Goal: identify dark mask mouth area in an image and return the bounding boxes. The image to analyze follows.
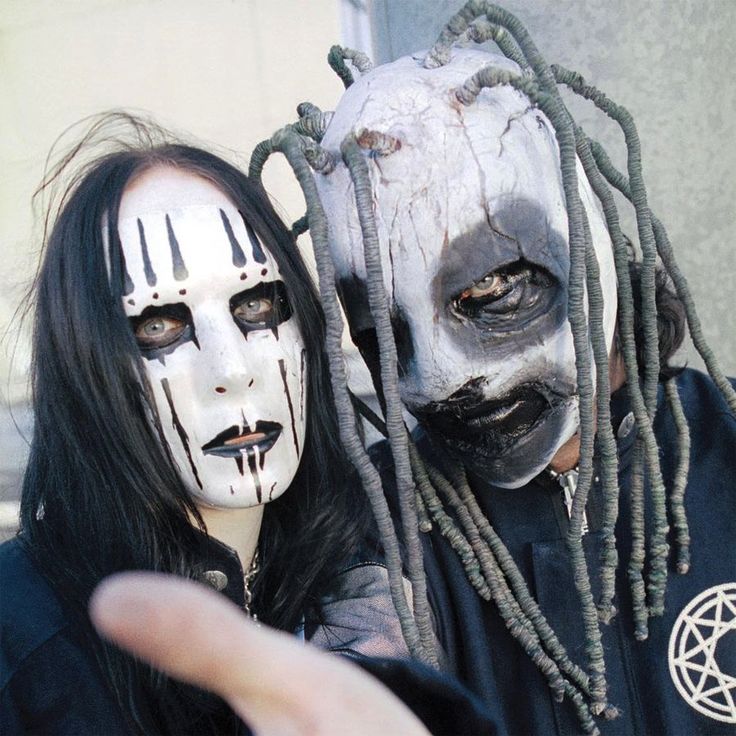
[415,382,558,456]
[201,420,282,458]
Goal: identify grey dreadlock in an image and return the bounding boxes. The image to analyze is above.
[248,3,736,732]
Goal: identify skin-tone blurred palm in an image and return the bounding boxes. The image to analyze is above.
[90,573,429,736]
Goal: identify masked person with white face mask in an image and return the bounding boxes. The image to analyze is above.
[0,116,402,735]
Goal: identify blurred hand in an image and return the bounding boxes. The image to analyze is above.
[90,572,429,736]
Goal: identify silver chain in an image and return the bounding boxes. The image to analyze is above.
[243,547,260,620]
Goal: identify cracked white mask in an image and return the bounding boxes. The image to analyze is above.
[117,167,306,508]
[316,49,617,488]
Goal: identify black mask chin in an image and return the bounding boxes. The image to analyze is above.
[414,380,574,488]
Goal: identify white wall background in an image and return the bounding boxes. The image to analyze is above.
[1,0,347,403]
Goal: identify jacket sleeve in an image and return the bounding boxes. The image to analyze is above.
[1,627,130,735]
[306,560,445,663]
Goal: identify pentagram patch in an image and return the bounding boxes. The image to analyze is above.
[668,582,736,724]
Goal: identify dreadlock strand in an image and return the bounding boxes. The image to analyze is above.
[502,68,607,708]
[431,460,578,702]
[552,66,670,614]
[301,137,335,175]
[551,66,661,414]
[248,138,275,181]
[411,450,492,598]
[350,396,435,534]
[572,127,668,622]
[589,140,736,416]
[423,0,484,68]
[664,378,692,574]
[584,227,621,625]
[292,111,334,143]
[347,311,574,700]
[327,45,355,88]
[291,214,309,238]
[628,441,649,639]
[459,18,530,72]
[454,61,608,713]
[266,126,427,662]
[342,136,438,666]
[296,101,322,119]
[448,466,593,699]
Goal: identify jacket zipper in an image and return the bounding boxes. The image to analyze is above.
[550,467,589,535]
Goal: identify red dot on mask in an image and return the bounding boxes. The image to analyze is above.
[215,386,226,394]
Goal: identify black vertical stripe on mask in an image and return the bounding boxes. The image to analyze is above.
[278,358,300,456]
[246,447,262,503]
[269,482,277,501]
[241,213,267,264]
[160,378,202,489]
[220,209,247,267]
[137,218,157,286]
[119,245,135,296]
[165,214,189,281]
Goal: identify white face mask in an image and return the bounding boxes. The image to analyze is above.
[117,168,306,509]
[317,49,617,488]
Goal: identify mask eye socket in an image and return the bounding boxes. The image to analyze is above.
[452,260,554,322]
[230,280,292,333]
[135,316,186,349]
[233,297,275,325]
[459,273,509,302]
[129,303,193,353]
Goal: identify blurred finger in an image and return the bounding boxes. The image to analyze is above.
[90,572,429,736]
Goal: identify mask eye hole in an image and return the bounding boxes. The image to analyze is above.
[458,273,510,302]
[129,303,193,353]
[452,260,554,321]
[229,280,292,333]
[135,316,186,348]
[233,297,275,325]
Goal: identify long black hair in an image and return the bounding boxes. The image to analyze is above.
[18,113,366,733]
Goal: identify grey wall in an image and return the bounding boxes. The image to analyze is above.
[370,0,736,375]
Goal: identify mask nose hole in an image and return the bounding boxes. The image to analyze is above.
[214,386,227,394]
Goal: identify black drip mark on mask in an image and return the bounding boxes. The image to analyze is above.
[269,482,277,501]
[137,218,157,286]
[278,358,300,457]
[165,214,189,281]
[240,212,267,264]
[234,410,252,476]
[270,326,279,341]
[119,246,135,297]
[160,378,202,489]
[246,447,262,503]
[229,485,235,495]
[220,209,247,267]
[299,349,306,421]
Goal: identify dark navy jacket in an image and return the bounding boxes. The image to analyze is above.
[0,535,248,734]
[0,524,491,734]
[404,369,736,735]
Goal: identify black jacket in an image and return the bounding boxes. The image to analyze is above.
[402,369,736,735]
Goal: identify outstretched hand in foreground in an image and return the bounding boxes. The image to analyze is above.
[90,572,429,736]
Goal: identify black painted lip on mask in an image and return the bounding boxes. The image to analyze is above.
[416,383,552,449]
[201,421,282,458]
